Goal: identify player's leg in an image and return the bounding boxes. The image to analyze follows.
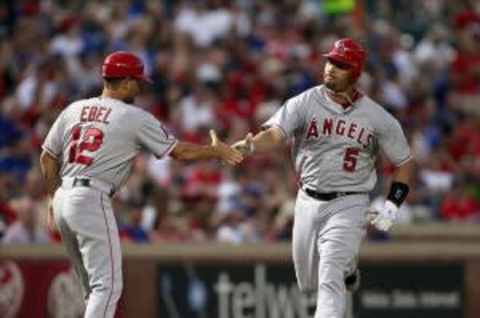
[63,189,123,318]
[314,195,368,318]
[292,189,327,292]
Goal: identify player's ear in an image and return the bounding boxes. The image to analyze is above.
[128,77,141,91]
[121,77,134,92]
[347,71,357,85]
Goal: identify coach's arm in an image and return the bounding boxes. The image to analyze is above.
[40,151,61,197]
[170,130,243,165]
[40,150,61,231]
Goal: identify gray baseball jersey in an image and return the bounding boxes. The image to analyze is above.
[264,84,411,193]
[42,96,177,190]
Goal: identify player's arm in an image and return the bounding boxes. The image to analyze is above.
[40,150,61,197]
[170,130,243,165]
[370,158,414,231]
[386,158,414,207]
[232,126,285,155]
[391,158,414,188]
[370,114,414,231]
[234,96,301,155]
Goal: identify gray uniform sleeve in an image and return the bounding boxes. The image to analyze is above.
[262,97,303,139]
[377,115,412,166]
[136,112,177,158]
[42,111,65,158]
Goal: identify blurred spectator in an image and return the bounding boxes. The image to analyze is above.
[215,209,258,244]
[268,199,295,241]
[450,10,480,116]
[413,23,454,76]
[173,85,219,137]
[120,206,150,243]
[441,183,480,222]
[0,173,17,239]
[2,195,49,245]
[174,1,236,47]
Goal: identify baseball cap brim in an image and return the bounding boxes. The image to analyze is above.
[322,54,354,69]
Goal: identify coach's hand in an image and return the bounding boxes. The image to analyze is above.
[232,133,254,155]
[368,200,398,231]
[47,198,58,233]
[210,130,243,166]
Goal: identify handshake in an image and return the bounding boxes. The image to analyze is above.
[209,130,255,166]
[231,132,255,155]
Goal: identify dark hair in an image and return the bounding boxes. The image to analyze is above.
[103,77,126,88]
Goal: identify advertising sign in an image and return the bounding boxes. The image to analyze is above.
[158,262,464,318]
[0,260,124,318]
[354,263,464,318]
[158,263,316,318]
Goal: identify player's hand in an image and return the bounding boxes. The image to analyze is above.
[232,133,255,156]
[210,130,244,166]
[368,200,398,232]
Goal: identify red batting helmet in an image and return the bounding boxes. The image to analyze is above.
[323,38,366,80]
[102,51,152,83]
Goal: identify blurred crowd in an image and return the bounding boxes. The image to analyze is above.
[1,0,480,245]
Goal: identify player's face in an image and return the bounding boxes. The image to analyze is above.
[323,59,355,92]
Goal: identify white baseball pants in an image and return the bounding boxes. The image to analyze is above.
[293,189,369,318]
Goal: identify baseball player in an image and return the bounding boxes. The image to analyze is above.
[39,51,243,318]
[233,38,413,318]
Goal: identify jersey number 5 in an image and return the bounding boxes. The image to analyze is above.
[68,126,104,166]
[343,147,360,172]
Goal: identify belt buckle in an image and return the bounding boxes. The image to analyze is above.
[336,192,347,198]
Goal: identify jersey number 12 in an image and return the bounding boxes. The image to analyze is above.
[68,125,104,166]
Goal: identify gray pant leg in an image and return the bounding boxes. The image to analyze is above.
[314,198,367,318]
[53,188,90,301]
[79,193,122,318]
[56,217,91,300]
[58,188,123,318]
[292,190,327,292]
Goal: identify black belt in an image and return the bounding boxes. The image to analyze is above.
[72,178,91,188]
[62,177,115,197]
[304,188,361,201]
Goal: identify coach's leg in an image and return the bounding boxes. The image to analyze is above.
[53,188,90,302]
[292,189,327,292]
[314,198,367,318]
[80,193,123,318]
[65,190,123,318]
